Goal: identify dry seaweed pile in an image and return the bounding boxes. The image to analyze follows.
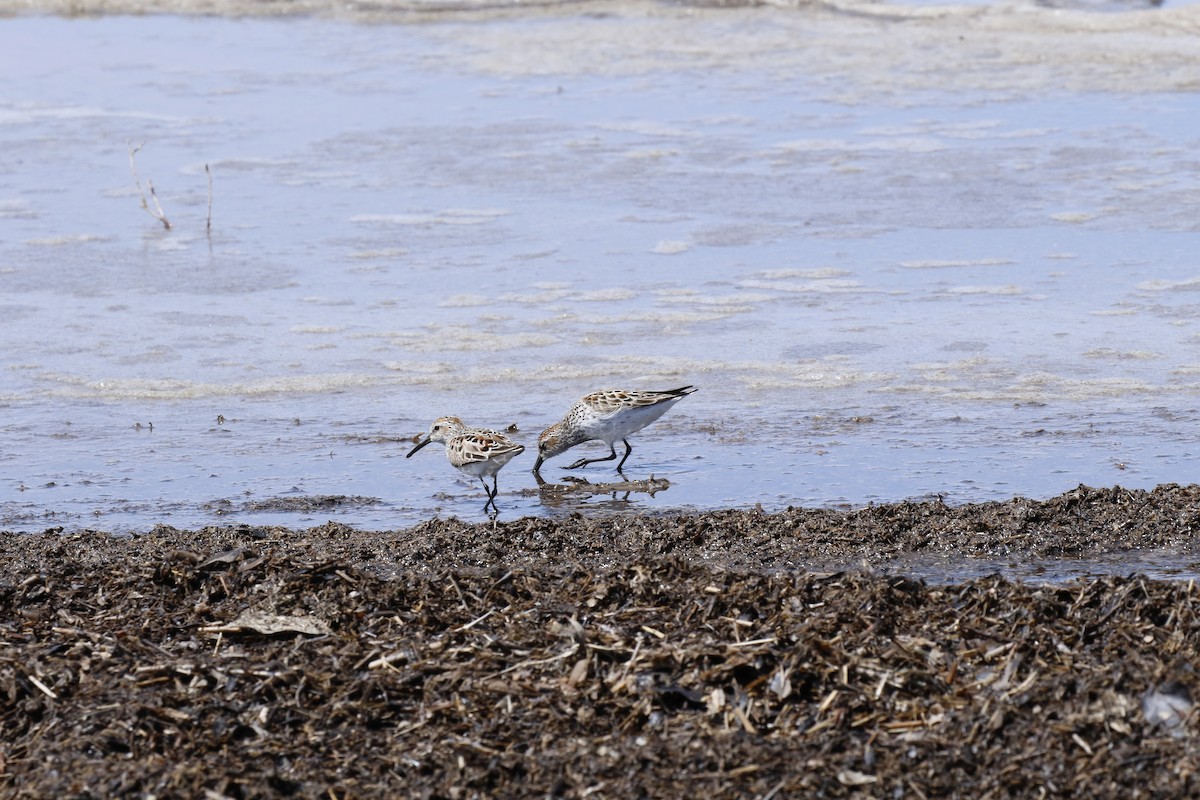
[14,484,1200,580]
[3,513,1200,798]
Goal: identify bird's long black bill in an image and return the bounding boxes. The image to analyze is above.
[406,437,433,458]
[532,455,544,473]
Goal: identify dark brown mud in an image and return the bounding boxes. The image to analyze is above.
[3,484,1200,798]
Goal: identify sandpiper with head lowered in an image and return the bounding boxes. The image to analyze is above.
[407,416,525,513]
[533,386,696,476]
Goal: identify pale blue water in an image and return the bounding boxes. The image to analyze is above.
[1,10,1199,539]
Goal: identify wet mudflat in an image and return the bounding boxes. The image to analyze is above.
[4,12,1200,534]
[3,483,1200,797]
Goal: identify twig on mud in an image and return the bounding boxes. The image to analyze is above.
[27,673,57,700]
[127,143,172,230]
[454,609,496,633]
[491,643,579,678]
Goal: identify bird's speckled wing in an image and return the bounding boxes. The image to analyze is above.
[447,432,525,467]
[581,387,693,417]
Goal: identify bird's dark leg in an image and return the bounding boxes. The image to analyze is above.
[566,442,619,470]
[615,439,633,473]
[480,477,498,513]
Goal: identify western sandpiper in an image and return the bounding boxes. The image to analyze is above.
[533,386,696,475]
[407,416,525,512]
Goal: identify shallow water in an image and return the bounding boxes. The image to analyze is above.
[1,9,1199,535]
[887,548,1200,584]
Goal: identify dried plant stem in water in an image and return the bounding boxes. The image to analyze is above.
[205,163,213,234]
[127,142,172,230]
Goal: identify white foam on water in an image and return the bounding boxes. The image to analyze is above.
[901,259,1016,269]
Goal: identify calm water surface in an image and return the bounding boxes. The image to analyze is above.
[1,10,1198,546]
